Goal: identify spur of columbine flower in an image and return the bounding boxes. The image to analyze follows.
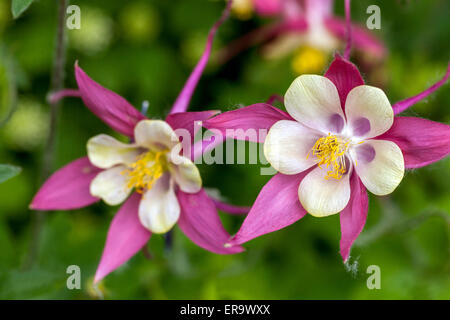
[219,0,385,74]
[204,54,450,260]
[30,1,247,283]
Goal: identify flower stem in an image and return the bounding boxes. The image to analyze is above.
[343,0,352,60]
[164,231,174,252]
[23,0,68,270]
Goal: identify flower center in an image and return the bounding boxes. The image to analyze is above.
[122,150,168,193]
[291,46,327,75]
[308,134,350,180]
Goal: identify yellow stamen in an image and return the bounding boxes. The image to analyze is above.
[291,46,327,75]
[308,134,350,180]
[122,150,168,193]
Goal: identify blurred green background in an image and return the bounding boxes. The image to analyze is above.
[0,0,449,299]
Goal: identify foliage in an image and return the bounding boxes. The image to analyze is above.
[0,164,21,183]
[11,0,34,19]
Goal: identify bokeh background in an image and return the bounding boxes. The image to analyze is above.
[0,0,449,299]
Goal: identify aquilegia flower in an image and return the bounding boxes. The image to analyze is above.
[87,119,204,234]
[219,0,386,74]
[204,54,450,260]
[265,72,404,217]
[30,1,246,283]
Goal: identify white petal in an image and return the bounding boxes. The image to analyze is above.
[90,165,132,205]
[167,151,202,193]
[87,134,141,169]
[138,174,180,234]
[284,75,345,134]
[264,120,321,175]
[353,139,404,196]
[298,165,351,217]
[345,85,393,139]
[134,120,179,151]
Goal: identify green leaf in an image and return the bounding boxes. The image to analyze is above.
[0,164,21,183]
[0,56,17,128]
[11,0,34,19]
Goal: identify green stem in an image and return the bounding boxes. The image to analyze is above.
[23,0,68,269]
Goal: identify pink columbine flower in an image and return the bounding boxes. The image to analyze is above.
[219,0,385,74]
[204,54,450,261]
[30,1,246,283]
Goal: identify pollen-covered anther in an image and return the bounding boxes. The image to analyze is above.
[122,150,168,193]
[307,133,350,180]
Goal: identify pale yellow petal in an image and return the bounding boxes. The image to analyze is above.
[298,165,351,217]
[138,174,180,234]
[167,151,202,193]
[264,120,320,175]
[90,165,132,205]
[345,85,393,139]
[354,139,404,196]
[134,120,179,151]
[284,75,344,134]
[87,134,140,169]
